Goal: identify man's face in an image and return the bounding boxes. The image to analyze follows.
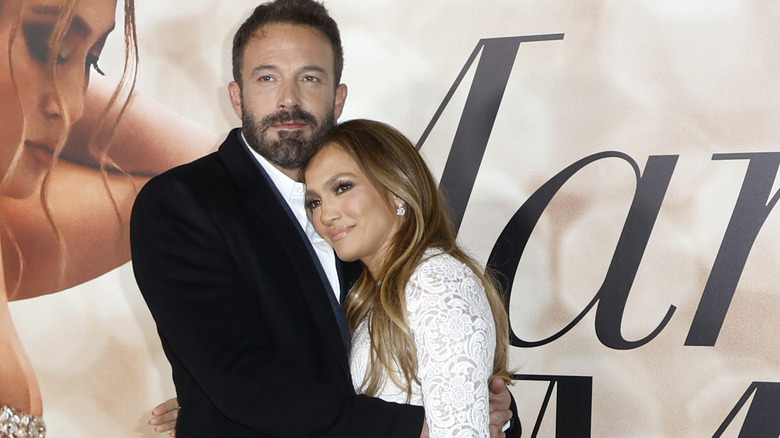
[228,24,347,174]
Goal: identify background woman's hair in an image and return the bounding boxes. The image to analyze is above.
[311,119,512,400]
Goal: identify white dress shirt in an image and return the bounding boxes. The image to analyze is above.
[242,133,341,302]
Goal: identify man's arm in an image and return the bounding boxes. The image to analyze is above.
[150,380,516,437]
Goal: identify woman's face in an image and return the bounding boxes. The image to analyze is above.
[305,143,403,278]
[0,0,116,197]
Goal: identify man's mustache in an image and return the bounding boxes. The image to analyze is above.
[261,107,318,128]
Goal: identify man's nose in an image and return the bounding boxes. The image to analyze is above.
[277,81,301,109]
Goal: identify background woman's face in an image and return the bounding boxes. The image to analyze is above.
[0,0,116,198]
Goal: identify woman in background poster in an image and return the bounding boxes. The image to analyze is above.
[0,0,216,433]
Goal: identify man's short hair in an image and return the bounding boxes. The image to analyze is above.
[232,0,344,88]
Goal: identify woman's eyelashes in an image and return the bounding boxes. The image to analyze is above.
[305,197,321,211]
[305,179,355,211]
[86,53,104,75]
[333,179,353,194]
[23,22,105,75]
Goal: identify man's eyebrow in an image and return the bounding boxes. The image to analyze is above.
[250,64,329,76]
[300,65,328,75]
[252,64,278,73]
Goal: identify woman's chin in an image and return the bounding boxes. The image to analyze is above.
[1,147,52,198]
[335,252,359,263]
[0,169,43,199]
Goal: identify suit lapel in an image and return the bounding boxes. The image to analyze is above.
[218,129,350,373]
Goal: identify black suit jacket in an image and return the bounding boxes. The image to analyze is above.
[131,129,424,437]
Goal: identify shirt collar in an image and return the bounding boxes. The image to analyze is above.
[240,131,304,203]
[240,131,326,245]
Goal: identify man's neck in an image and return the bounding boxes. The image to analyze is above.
[273,163,302,181]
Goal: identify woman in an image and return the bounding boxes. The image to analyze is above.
[0,0,217,432]
[303,119,511,437]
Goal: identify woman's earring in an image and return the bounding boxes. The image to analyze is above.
[396,203,406,216]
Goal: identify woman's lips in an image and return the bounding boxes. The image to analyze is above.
[25,141,55,166]
[329,225,353,242]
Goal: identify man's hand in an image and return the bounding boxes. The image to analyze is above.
[488,378,514,438]
[149,397,180,437]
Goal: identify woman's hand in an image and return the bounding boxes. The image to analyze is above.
[149,397,180,436]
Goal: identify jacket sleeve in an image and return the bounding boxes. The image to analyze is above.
[130,173,424,437]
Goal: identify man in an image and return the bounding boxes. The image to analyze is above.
[131,1,518,436]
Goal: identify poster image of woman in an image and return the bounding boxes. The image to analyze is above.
[0,0,217,433]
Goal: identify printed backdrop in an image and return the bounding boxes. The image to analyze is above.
[9,0,780,436]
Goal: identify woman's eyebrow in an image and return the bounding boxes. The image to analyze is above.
[31,6,94,37]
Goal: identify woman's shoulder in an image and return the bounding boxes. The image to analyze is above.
[415,247,473,274]
[404,248,493,334]
[407,248,482,295]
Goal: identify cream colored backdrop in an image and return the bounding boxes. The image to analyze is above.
[10,0,780,436]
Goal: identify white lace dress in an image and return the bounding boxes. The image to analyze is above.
[350,248,496,437]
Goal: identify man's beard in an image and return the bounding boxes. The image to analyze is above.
[242,105,335,171]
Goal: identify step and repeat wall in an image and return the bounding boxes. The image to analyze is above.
[7,0,780,436]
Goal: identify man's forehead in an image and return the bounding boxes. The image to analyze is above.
[250,24,332,51]
[243,24,333,68]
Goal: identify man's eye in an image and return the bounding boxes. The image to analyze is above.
[302,76,319,82]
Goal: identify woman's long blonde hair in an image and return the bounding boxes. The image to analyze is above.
[2,0,139,294]
[312,119,511,400]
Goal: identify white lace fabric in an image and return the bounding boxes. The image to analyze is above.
[350,248,496,437]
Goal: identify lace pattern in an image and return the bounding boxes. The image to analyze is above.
[350,248,495,437]
[0,406,45,438]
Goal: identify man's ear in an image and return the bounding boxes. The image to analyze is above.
[333,83,348,120]
[228,81,243,119]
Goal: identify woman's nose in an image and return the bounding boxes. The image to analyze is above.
[319,201,340,224]
[42,72,86,125]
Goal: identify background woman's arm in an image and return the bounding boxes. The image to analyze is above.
[5,76,220,301]
[63,74,219,175]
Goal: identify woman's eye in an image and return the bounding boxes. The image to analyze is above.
[23,23,53,64]
[23,22,93,72]
[305,199,321,210]
[335,182,352,194]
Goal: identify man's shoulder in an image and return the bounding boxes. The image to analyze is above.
[146,129,243,188]
[141,150,223,197]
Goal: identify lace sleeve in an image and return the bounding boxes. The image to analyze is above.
[405,252,496,438]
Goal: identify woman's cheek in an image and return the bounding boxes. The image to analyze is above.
[0,50,24,172]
